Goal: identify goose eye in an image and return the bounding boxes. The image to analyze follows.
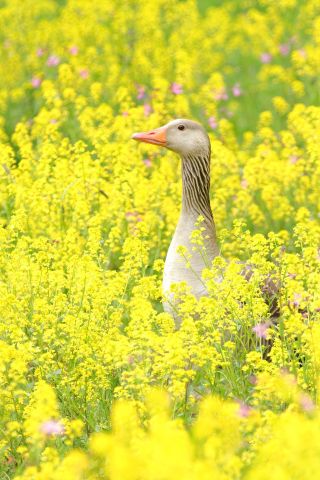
[178,124,185,131]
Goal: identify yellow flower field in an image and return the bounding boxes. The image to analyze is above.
[1,0,320,478]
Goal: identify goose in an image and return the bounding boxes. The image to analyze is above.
[132,119,219,313]
[132,119,279,322]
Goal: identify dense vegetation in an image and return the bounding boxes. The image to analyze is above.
[0,0,320,478]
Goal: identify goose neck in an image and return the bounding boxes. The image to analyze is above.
[180,152,213,225]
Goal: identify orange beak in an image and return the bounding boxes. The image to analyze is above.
[131,126,167,146]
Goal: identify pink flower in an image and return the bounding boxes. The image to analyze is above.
[260,52,272,64]
[144,103,152,116]
[143,158,152,167]
[125,211,142,222]
[31,77,41,88]
[47,55,60,67]
[50,119,57,124]
[300,394,315,413]
[208,116,218,129]
[289,155,298,164]
[136,85,146,100]
[125,211,137,219]
[252,321,271,339]
[122,111,129,117]
[214,88,228,101]
[41,420,65,436]
[293,293,302,308]
[238,402,252,418]
[171,82,183,95]
[79,69,89,79]
[279,44,290,56]
[69,45,78,55]
[241,178,248,189]
[36,48,44,57]
[232,83,242,97]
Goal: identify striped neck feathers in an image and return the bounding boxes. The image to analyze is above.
[181,149,213,225]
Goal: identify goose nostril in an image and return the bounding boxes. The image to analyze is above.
[132,127,166,144]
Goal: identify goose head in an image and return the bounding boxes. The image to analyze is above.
[132,119,210,158]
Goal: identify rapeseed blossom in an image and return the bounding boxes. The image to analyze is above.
[0,0,320,478]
